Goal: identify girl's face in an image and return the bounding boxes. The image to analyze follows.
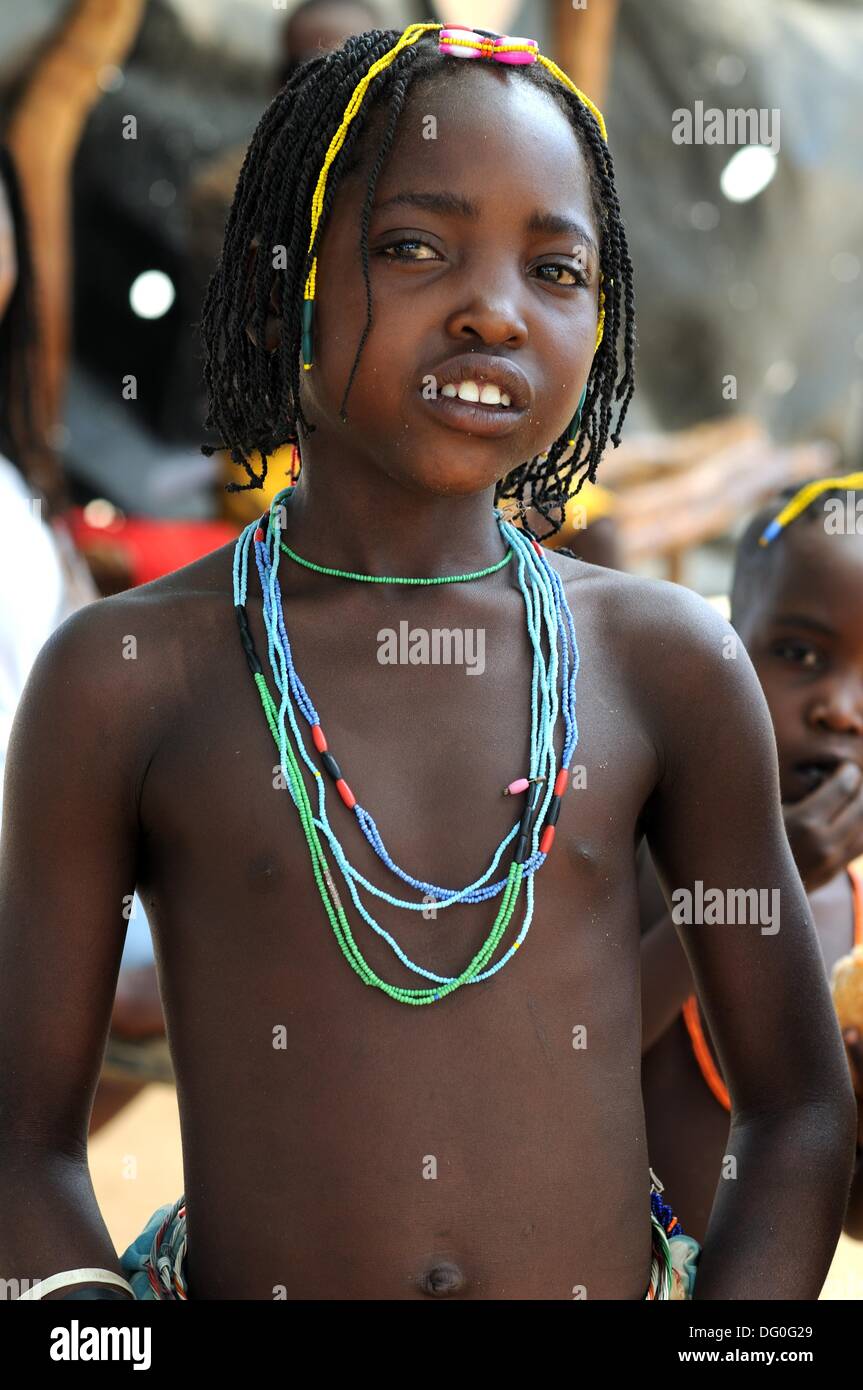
[736,523,863,804]
[298,67,602,497]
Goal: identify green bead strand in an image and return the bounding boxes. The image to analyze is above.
[252,671,524,1002]
[278,541,514,586]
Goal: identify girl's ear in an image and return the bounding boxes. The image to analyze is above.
[243,236,282,353]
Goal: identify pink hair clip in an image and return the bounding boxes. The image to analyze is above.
[438,25,538,65]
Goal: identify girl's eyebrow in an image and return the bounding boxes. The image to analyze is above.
[373,189,597,252]
[772,614,836,637]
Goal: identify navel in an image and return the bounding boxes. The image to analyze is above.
[418,1260,467,1297]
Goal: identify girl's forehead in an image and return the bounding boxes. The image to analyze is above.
[396,69,584,157]
[766,524,863,621]
[350,72,595,221]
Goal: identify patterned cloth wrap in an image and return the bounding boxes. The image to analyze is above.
[121,1173,700,1301]
[120,1195,188,1300]
[645,1172,701,1300]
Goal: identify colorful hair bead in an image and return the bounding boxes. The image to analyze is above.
[437,27,538,64]
[758,471,863,546]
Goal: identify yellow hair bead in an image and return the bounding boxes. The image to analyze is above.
[303,22,438,305]
[534,54,608,142]
[759,471,863,546]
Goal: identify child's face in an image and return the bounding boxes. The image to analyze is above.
[299,68,601,496]
[735,522,863,804]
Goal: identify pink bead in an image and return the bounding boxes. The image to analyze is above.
[439,26,486,58]
[495,35,539,65]
[506,778,530,796]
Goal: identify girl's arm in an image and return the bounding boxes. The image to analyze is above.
[842,1033,863,1239]
[631,580,857,1300]
[844,1150,863,1240]
[0,597,157,1299]
[640,912,695,1052]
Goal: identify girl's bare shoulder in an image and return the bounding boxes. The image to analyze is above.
[36,542,237,705]
[547,550,735,662]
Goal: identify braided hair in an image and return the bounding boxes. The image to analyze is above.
[200,27,636,540]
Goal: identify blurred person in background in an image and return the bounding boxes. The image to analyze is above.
[277,0,385,88]
[0,143,166,1132]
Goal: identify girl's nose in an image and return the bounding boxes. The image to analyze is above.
[809,685,863,735]
[444,287,528,349]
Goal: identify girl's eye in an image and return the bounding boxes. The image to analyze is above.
[533,262,589,287]
[379,239,441,261]
[773,640,822,671]
[377,244,589,284]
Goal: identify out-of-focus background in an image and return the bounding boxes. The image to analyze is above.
[1,0,862,1296]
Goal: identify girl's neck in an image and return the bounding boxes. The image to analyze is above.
[276,454,509,579]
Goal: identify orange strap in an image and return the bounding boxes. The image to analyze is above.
[683,862,863,1113]
[682,995,731,1112]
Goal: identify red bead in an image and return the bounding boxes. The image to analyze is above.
[336,779,356,810]
[554,768,569,797]
[254,527,264,542]
[311,724,328,753]
[539,825,556,855]
[532,539,543,557]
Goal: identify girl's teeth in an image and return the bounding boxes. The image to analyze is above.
[438,380,511,407]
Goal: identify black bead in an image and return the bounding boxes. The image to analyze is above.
[513,833,529,865]
[321,751,343,781]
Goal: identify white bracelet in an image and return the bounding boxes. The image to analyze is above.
[17,1268,135,1301]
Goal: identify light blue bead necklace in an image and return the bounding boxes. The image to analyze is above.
[231,487,580,996]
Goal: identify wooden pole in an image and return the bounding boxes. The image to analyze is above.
[552,0,620,105]
[6,0,146,507]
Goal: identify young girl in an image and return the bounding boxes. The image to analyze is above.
[641,478,863,1246]
[0,22,854,1302]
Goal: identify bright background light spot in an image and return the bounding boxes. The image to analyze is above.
[129,270,175,319]
[719,146,777,203]
[764,360,798,395]
[83,498,121,528]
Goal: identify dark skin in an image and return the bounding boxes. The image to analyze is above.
[641,519,863,1243]
[0,71,855,1300]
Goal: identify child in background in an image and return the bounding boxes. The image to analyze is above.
[0,143,165,1130]
[0,24,855,1302]
[641,476,863,1244]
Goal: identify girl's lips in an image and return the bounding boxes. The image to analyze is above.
[417,389,527,439]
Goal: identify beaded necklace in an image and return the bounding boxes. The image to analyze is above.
[232,487,580,1003]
